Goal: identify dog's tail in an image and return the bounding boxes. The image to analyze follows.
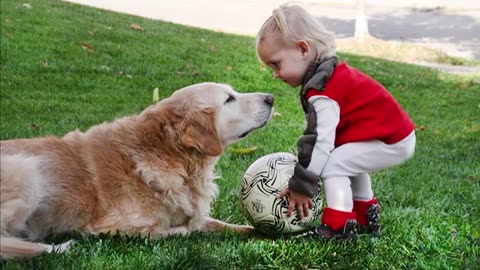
[0,237,74,259]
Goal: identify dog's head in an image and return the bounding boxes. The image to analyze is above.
[137,83,274,157]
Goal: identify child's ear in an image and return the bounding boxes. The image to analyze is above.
[296,41,310,58]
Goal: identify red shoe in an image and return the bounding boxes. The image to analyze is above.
[312,207,358,240]
[354,198,381,234]
[313,219,358,240]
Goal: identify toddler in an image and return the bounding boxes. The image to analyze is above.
[256,4,416,240]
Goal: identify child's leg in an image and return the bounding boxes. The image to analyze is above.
[322,177,356,230]
[324,177,353,212]
[350,173,374,201]
[350,173,379,230]
[316,177,357,239]
[319,132,415,235]
[320,131,416,179]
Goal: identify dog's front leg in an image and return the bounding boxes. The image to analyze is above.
[200,217,254,234]
[136,163,185,194]
[145,225,191,238]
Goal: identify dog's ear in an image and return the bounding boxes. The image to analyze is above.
[180,107,223,156]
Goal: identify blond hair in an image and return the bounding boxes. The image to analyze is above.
[256,4,336,61]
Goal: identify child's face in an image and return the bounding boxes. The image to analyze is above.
[257,31,314,88]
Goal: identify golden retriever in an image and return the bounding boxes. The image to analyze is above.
[0,82,274,259]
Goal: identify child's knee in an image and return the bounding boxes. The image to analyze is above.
[398,132,416,161]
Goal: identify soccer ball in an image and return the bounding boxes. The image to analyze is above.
[240,152,322,236]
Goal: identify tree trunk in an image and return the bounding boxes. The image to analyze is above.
[354,0,369,43]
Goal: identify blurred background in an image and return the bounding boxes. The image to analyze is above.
[64,0,480,73]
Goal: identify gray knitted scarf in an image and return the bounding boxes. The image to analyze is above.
[299,56,338,112]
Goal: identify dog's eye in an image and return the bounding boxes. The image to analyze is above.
[225,94,236,103]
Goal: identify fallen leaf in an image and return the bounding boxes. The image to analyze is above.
[191,70,200,77]
[88,30,96,36]
[80,42,95,52]
[231,146,258,154]
[398,85,407,91]
[116,71,132,78]
[130,23,144,32]
[466,123,479,133]
[467,175,477,181]
[42,59,48,68]
[22,3,31,9]
[273,111,282,117]
[417,125,426,131]
[152,87,159,103]
[225,65,232,72]
[210,44,216,52]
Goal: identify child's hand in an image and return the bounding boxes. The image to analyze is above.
[278,187,313,220]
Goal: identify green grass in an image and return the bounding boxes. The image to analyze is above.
[1,1,479,269]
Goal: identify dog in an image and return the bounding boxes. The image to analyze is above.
[0,82,274,259]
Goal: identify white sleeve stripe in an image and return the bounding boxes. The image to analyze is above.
[305,96,340,176]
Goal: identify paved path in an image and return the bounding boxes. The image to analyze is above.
[308,3,480,61]
[64,0,480,73]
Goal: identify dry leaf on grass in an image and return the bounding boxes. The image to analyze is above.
[30,123,40,130]
[80,42,95,52]
[210,44,216,52]
[191,70,200,77]
[130,23,144,32]
[231,146,259,154]
[152,87,159,103]
[116,71,133,78]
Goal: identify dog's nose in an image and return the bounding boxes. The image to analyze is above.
[264,94,274,106]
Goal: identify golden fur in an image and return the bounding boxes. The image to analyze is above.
[0,82,274,258]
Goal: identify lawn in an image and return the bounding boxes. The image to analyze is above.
[1,1,479,269]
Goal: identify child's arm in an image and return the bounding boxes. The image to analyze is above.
[304,96,339,175]
[288,96,339,197]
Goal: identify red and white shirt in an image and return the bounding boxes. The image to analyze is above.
[301,62,415,179]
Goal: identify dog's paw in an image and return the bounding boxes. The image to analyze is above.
[46,240,75,254]
[230,224,255,234]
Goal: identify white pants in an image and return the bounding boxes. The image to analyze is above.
[320,131,416,211]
